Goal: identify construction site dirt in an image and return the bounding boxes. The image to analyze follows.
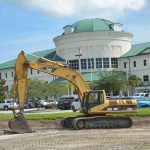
[0,116,149,150]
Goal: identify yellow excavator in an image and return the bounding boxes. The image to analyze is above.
[9,51,137,133]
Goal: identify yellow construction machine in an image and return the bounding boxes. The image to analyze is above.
[9,51,137,133]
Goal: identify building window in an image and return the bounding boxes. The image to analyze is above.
[144,59,147,66]
[11,72,14,78]
[5,73,7,78]
[6,86,9,91]
[103,58,109,68]
[81,59,87,69]
[96,58,102,68]
[123,62,127,68]
[87,58,94,69]
[133,61,136,67]
[111,58,118,68]
[143,75,149,82]
[37,70,40,74]
[30,69,33,75]
[68,60,79,70]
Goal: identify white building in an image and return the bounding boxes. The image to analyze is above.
[0,49,65,90]
[119,42,150,93]
[54,18,132,73]
[0,18,149,93]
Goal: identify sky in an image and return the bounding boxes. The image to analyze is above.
[0,0,150,63]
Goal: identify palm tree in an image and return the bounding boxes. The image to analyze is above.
[128,75,141,95]
[0,79,6,100]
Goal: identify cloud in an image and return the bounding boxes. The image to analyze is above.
[5,0,146,19]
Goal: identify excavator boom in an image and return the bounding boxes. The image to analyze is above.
[9,51,90,133]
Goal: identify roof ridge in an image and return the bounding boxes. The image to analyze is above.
[132,42,150,46]
[32,48,55,54]
[121,42,150,58]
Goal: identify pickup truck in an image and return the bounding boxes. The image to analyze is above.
[0,99,17,111]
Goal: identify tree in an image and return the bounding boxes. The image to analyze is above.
[128,75,141,95]
[46,81,68,99]
[27,78,47,100]
[91,71,127,96]
[26,79,68,101]
[0,79,6,100]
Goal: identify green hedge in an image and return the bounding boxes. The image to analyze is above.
[44,104,57,109]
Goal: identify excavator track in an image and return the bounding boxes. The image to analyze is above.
[61,116,132,129]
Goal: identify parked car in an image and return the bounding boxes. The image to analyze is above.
[39,100,48,107]
[33,100,42,108]
[71,98,80,112]
[137,100,150,108]
[131,93,148,99]
[0,99,18,111]
[24,101,35,109]
[47,100,56,105]
[57,96,76,110]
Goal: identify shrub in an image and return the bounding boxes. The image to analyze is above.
[44,104,57,109]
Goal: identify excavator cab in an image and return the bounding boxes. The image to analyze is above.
[82,90,104,113]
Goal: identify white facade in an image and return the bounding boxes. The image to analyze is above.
[0,68,54,91]
[54,31,132,72]
[1,18,149,93]
[119,50,150,92]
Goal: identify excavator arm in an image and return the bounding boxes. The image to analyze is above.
[8,51,91,133]
[24,60,90,101]
[15,51,90,109]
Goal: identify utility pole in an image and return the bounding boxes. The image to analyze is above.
[90,59,93,82]
[75,48,83,74]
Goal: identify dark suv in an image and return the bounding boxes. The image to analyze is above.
[57,97,75,110]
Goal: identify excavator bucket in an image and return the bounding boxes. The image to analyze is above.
[8,114,33,134]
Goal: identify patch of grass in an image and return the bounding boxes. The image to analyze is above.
[0,108,150,120]
[137,108,150,116]
[0,113,14,120]
[0,112,83,120]
[25,112,82,120]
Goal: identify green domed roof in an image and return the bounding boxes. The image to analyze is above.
[72,18,114,33]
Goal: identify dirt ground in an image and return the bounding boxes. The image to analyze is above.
[0,116,149,150]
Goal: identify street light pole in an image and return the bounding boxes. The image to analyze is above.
[124,62,128,80]
[75,48,83,74]
[124,61,129,96]
[90,59,93,82]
